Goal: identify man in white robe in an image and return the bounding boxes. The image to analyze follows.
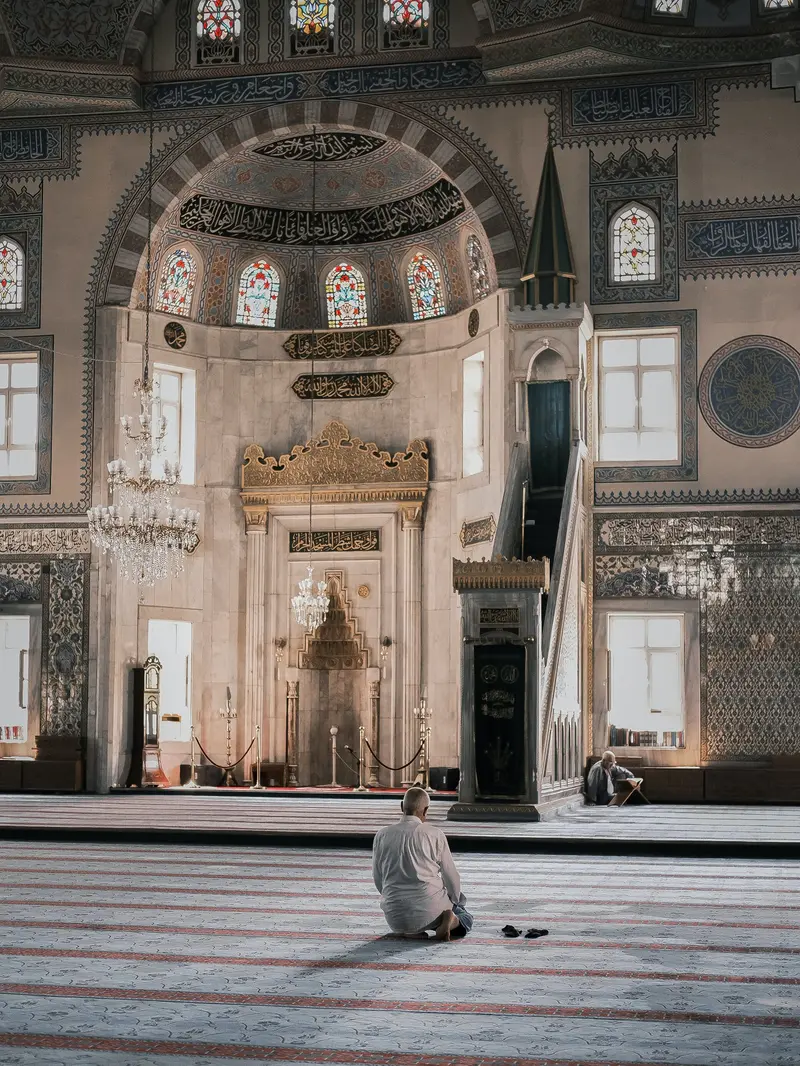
[372,786,471,940]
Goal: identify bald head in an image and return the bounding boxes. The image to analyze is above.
[402,786,430,819]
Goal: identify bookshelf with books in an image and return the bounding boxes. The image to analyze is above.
[608,726,685,749]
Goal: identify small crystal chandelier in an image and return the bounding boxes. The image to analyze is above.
[87,13,199,587]
[292,564,329,630]
[291,125,329,632]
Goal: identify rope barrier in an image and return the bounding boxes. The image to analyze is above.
[363,738,424,773]
[335,749,360,776]
[195,734,256,773]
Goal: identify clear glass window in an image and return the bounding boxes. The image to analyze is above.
[608,613,685,748]
[0,354,39,479]
[598,330,679,464]
[462,352,485,477]
[0,615,30,743]
[152,366,196,485]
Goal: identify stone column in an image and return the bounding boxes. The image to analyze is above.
[401,504,423,784]
[243,504,268,780]
[366,666,381,787]
[285,668,300,787]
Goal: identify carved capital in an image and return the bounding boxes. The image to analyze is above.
[243,505,268,533]
[287,680,299,698]
[369,680,380,699]
[400,504,424,530]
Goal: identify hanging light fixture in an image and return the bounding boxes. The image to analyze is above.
[88,4,200,587]
[291,125,329,631]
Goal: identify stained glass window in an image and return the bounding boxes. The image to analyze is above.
[290,0,336,56]
[156,249,198,317]
[466,235,490,301]
[407,252,446,321]
[236,261,280,327]
[760,0,797,9]
[652,0,688,14]
[0,238,24,311]
[611,204,657,284]
[325,263,367,328]
[196,0,241,65]
[383,0,430,48]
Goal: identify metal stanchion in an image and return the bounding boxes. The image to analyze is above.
[330,726,339,787]
[353,725,368,792]
[250,725,264,790]
[184,726,199,788]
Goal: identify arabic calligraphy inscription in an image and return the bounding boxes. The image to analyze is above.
[283,329,402,360]
[289,530,380,553]
[292,371,394,400]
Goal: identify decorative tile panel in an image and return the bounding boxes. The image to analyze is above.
[0,562,42,602]
[680,196,800,278]
[42,557,87,737]
[594,309,697,485]
[594,512,800,761]
[699,335,800,449]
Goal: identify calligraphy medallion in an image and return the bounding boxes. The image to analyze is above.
[164,321,187,350]
[468,309,480,338]
[699,335,800,448]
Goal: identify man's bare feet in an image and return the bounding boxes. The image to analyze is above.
[434,908,456,941]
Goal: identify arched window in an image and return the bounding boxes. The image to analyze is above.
[325,263,367,328]
[236,260,280,327]
[611,203,657,283]
[407,252,446,321]
[0,238,24,311]
[196,0,241,65]
[466,235,490,301]
[383,0,430,49]
[290,0,336,57]
[760,0,797,9]
[653,0,688,13]
[156,249,198,317]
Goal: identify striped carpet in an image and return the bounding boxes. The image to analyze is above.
[1,794,799,850]
[0,841,798,1065]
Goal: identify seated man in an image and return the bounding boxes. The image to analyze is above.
[586,750,636,805]
[372,786,472,941]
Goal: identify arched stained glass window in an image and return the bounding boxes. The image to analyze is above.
[760,0,797,9]
[196,0,241,65]
[466,235,490,301]
[290,0,336,56]
[0,238,24,311]
[236,260,280,327]
[156,249,198,317]
[611,203,657,284]
[325,263,367,328]
[383,0,430,49]
[407,252,446,321]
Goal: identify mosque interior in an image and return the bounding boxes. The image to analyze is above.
[0,0,799,1061]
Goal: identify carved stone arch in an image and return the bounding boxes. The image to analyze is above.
[104,99,523,308]
[525,337,573,381]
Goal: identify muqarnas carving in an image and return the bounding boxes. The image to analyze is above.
[590,143,678,305]
[179,179,464,245]
[699,335,800,448]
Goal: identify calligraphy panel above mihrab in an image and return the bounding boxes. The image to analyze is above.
[253,133,385,163]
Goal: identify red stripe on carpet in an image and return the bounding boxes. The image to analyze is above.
[0,945,795,985]
[0,982,797,1027]
[0,1031,682,1066]
[4,919,799,953]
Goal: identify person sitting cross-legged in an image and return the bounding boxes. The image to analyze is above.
[372,786,473,941]
[586,750,636,805]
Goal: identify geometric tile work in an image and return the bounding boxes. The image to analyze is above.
[595,512,800,761]
[0,838,799,1066]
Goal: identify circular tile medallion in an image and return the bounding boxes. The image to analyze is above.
[698,335,800,448]
[468,308,480,338]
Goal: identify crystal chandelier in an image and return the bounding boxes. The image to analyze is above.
[88,376,199,585]
[291,125,329,632]
[87,11,199,587]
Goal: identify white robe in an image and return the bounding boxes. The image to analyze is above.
[372,815,461,934]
